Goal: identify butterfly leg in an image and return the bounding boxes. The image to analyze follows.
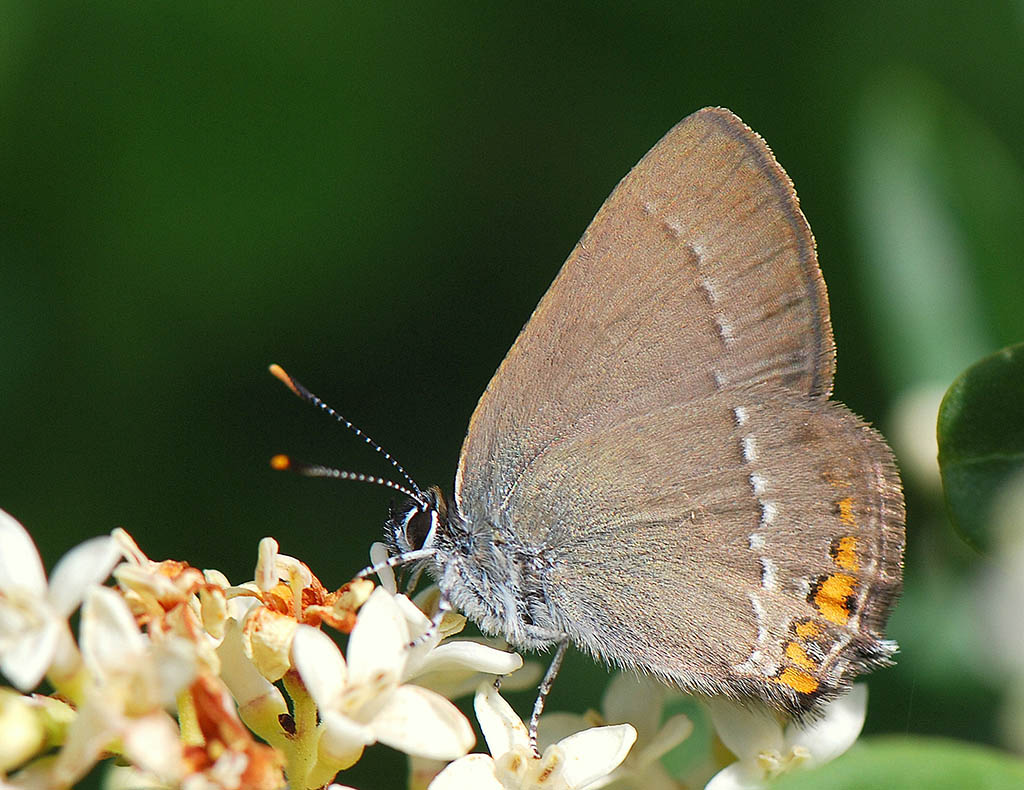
[409,593,453,649]
[353,546,435,580]
[528,637,569,756]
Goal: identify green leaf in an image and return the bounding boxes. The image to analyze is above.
[937,343,1024,551]
[773,735,1024,790]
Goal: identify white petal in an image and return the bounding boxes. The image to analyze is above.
[199,584,228,640]
[224,583,261,621]
[636,713,693,765]
[373,684,475,760]
[346,587,409,685]
[428,754,503,790]
[0,619,59,692]
[396,593,437,655]
[413,640,523,678]
[397,594,441,672]
[291,624,347,708]
[408,755,450,790]
[120,711,184,783]
[396,592,433,631]
[536,712,587,750]
[415,657,540,703]
[113,564,182,607]
[786,684,867,765]
[370,542,396,593]
[52,691,123,786]
[320,708,376,766]
[275,551,314,591]
[80,586,146,675]
[204,568,231,587]
[48,535,122,617]
[704,761,769,790]
[474,682,530,757]
[705,697,784,760]
[255,537,279,592]
[104,765,169,790]
[601,673,664,742]
[0,509,46,595]
[557,723,637,788]
[245,606,298,682]
[110,528,148,566]
[151,637,199,706]
[47,622,84,685]
[496,659,543,692]
[218,619,287,711]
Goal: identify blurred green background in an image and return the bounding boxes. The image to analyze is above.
[2,1,1023,787]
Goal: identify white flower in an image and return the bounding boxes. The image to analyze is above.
[52,586,197,787]
[232,539,375,683]
[110,530,224,679]
[539,673,692,790]
[0,508,121,692]
[290,587,476,773]
[704,685,867,790]
[396,588,524,688]
[111,530,206,624]
[368,544,526,696]
[429,683,637,790]
[407,647,542,790]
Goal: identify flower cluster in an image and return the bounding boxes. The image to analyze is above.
[0,508,867,789]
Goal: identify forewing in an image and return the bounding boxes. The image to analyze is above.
[457,107,834,519]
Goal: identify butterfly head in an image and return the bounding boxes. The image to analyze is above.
[386,485,453,557]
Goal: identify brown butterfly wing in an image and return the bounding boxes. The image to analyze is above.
[453,107,904,710]
[457,107,834,518]
[496,387,904,708]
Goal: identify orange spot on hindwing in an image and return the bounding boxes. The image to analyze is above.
[837,496,856,527]
[785,641,816,671]
[811,573,858,625]
[831,536,860,571]
[776,667,819,694]
[794,619,823,640]
[772,619,833,697]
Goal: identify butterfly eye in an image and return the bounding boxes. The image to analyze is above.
[403,507,439,551]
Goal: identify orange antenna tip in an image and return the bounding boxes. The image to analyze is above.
[267,365,423,498]
[268,363,300,396]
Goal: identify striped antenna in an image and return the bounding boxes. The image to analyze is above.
[270,455,424,503]
[269,363,424,499]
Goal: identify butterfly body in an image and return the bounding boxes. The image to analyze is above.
[388,490,565,650]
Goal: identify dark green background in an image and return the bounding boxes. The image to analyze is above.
[3,2,1022,787]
